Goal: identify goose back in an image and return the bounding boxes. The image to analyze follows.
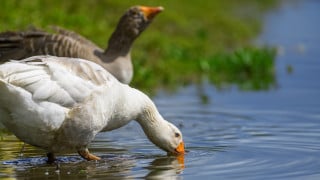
[0,29,102,63]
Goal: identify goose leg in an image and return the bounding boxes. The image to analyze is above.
[78,149,101,161]
[47,152,56,163]
[19,143,26,157]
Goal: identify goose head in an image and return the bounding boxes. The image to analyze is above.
[136,105,185,155]
[154,121,185,155]
[121,5,164,37]
[108,6,164,47]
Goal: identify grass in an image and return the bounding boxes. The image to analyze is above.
[0,0,278,94]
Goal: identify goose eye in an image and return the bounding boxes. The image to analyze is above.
[175,133,180,138]
[130,9,139,16]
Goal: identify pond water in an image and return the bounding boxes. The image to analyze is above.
[1,0,320,179]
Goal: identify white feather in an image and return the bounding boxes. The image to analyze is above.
[0,55,184,157]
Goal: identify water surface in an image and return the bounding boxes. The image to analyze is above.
[1,0,320,179]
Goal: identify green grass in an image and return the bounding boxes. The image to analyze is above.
[133,46,276,93]
[0,0,278,94]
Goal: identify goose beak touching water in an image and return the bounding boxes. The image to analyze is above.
[0,5,164,84]
[0,55,184,162]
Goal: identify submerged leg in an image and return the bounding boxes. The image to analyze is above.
[78,149,101,161]
[19,143,26,157]
[47,152,56,164]
[46,152,60,171]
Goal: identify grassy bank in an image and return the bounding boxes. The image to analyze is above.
[0,0,277,93]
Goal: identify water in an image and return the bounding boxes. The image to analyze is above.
[1,0,320,179]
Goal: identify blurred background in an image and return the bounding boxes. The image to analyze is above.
[1,0,277,93]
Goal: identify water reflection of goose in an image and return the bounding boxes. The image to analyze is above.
[145,155,185,179]
[4,155,137,179]
[0,55,185,162]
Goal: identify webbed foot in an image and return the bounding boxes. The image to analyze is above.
[78,149,101,161]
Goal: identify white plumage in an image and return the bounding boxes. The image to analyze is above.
[0,55,184,161]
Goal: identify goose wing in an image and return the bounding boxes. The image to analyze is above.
[0,55,116,107]
[51,26,99,49]
[0,28,101,61]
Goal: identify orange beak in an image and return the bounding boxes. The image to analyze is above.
[139,6,164,20]
[174,141,185,154]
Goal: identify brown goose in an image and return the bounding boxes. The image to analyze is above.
[0,6,164,84]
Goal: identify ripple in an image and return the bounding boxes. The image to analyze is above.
[1,86,320,179]
[153,99,320,179]
[183,144,320,179]
[2,156,83,166]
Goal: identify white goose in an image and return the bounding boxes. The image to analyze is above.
[0,55,184,162]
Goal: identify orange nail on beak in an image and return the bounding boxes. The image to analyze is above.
[175,141,185,154]
[139,6,164,20]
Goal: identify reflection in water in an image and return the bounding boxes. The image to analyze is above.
[145,155,185,179]
[0,134,185,179]
[3,155,136,179]
[2,82,320,179]
[1,87,320,179]
[1,152,185,179]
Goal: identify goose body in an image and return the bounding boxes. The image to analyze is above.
[0,55,184,161]
[0,6,164,84]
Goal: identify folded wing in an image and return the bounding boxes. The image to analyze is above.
[0,55,115,108]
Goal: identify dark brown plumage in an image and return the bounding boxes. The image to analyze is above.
[0,6,164,84]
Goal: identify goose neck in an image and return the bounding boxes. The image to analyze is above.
[104,29,135,57]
